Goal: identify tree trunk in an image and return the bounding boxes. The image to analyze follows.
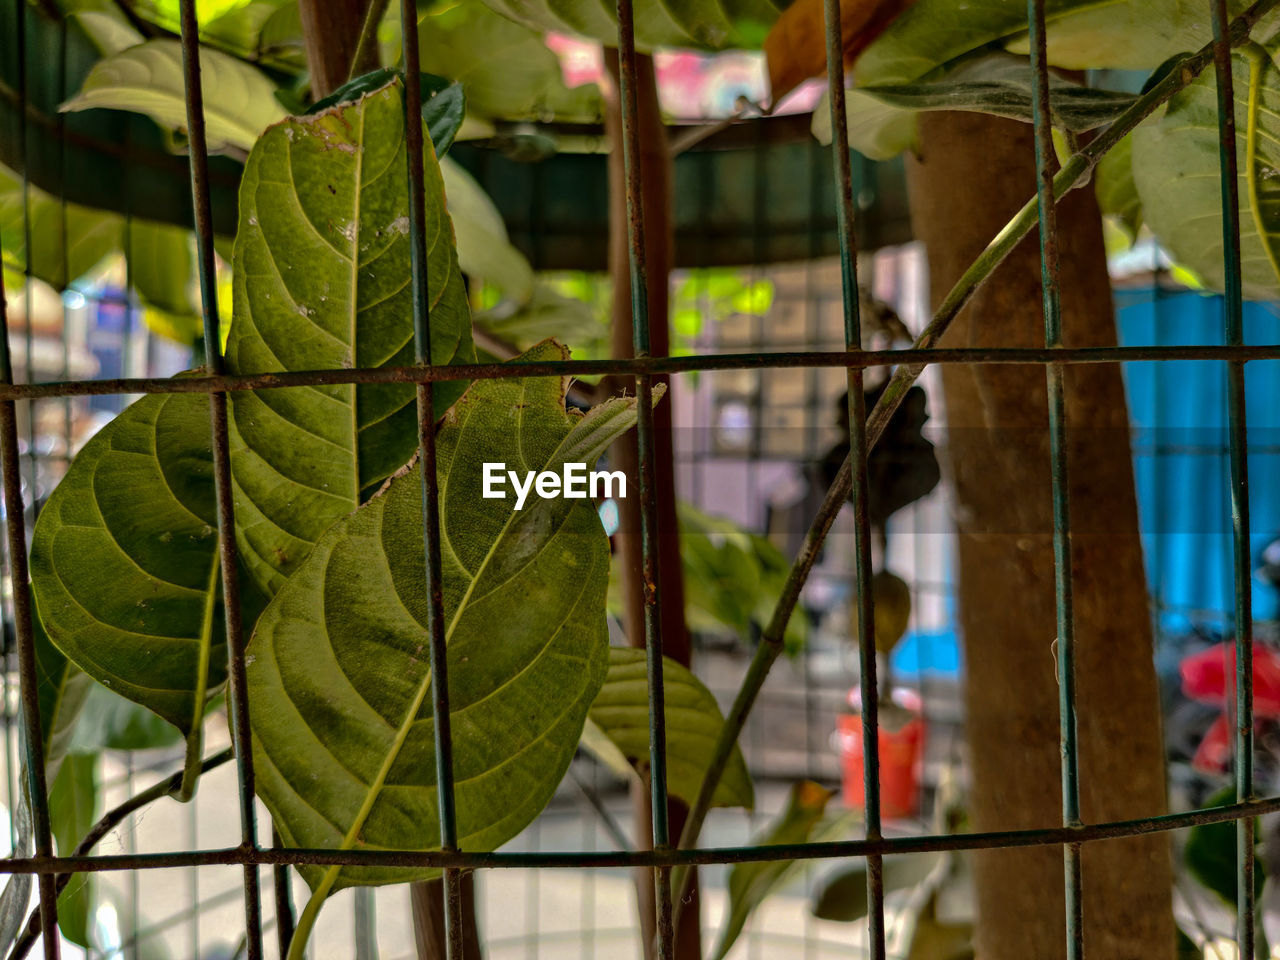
[297,0,379,99]
[602,49,700,960]
[905,111,1175,958]
[411,876,484,960]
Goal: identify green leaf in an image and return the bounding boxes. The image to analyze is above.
[1094,131,1142,244]
[475,282,609,356]
[0,784,33,956]
[478,0,783,50]
[59,38,286,155]
[248,341,652,894]
[309,69,467,159]
[1185,786,1265,908]
[226,79,475,596]
[815,52,1136,162]
[854,0,1228,87]
[127,219,196,316]
[664,503,807,653]
[583,647,754,810]
[1132,41,1280,299]
[71,9,146,56]
[0,165,120,291]
[811,853,943,922]
[35,618,94,783]
[414,0,603,121]
[30,388,262,795]
[68,683,184,753]
[710,782,849,960]
[442,158,534,303]
[50,754,99,949]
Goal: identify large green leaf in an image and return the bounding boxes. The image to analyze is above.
[811,853,943,922]
[1,164,203,343]
[853,0,1240,86]
[582,647,754,810]
[248,341,650,893]
[34,620,94,783]
[68,683,185,753]
[816,52,1136,161]
[1132,41,1280,299]
[442,157,534,302]
[0,165,119,291]
[30,389,262,793]
[478,0,783,50]
[59,38,286,155]
[710,783,854,960]
[1094,131,1142,243]
[416,0,604,121]
[50,753,99,949]
[127,220,196,316]
[227,80,475,596]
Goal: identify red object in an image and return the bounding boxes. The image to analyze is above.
[1180,641,1280,773]
[836,688,924,819]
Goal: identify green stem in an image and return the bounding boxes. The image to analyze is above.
[668,0,1280,922]
[287,667,437,960]
[348,0,392,85]
[178,549,220,802]
[1241,43,1280,285]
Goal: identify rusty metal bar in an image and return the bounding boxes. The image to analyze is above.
[401,1,467,956]
[821,0,884,954]
[175,2,263,956]
[1027,0,1084,954]
[1208,0,1258,955]
[611,0,675,954]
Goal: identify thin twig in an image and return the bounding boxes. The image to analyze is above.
[668,0,1280,917]
[6,748,235,960]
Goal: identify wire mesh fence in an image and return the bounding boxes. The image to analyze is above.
[3,0,1280,958]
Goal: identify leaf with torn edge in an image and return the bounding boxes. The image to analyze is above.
[248,341,662,893]
[227,78,475,596]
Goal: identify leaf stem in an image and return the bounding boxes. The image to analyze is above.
[6,748,235,960]
[668,0,1280,920]
[178,551,221,802]
[348,0,393,85]
[1240,43,1280,286]
[287,668,437,960]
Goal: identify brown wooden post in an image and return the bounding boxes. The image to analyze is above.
[602,47,700,960]
[905,110,1175,959]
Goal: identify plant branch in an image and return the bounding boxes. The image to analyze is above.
[669,0,1280,914]
[6,747,235,960]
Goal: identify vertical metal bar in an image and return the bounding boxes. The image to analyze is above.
[174,4,263,957]
[400,5,465,956]
[821,2,884,959]
[1027,2,1084,956]
[4,0,59,952]
[0,275,61,960]
[272,827,296,956]
[1208,1,1257,955]
[612,0,674,955]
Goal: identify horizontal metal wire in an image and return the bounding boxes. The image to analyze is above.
[1,791,1278,875]
[0,344,1278,402]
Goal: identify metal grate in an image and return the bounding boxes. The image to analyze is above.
[2,0,1280,959]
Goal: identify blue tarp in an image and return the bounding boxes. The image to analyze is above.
[892,286,1280,677]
